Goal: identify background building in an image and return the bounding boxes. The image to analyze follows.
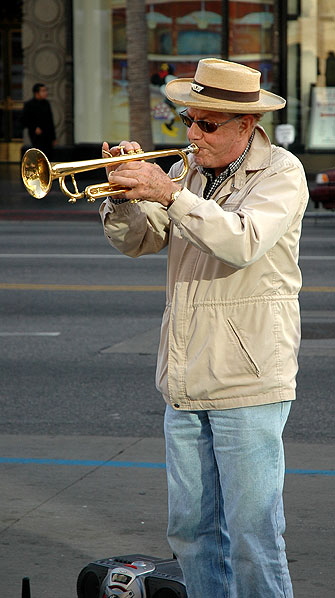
[0,0,334,172]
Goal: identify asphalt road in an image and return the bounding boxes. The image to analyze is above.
[0,217,334,442]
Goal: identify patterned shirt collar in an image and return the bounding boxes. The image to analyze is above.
[202,131,255,200]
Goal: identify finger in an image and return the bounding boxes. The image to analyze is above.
[108,170,139,189]
[102,142,131,178]
[102,141,111,158]
[118,140,142,154]
[113,161,145,174]
[102,142,115,178]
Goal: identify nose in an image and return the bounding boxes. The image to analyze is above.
[187,121,203,140]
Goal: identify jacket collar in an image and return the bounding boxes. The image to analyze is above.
[231,125,272,190]
[188,124,272,183]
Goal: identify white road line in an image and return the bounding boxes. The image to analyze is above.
[299,256,335,260]
[0,254,334,260]
[0,254,166,259]
[301,237,335,242]
[0,332,60,336]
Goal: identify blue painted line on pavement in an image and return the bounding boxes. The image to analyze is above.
[0,457,334,475]
[285,468,334,476]
[0,457,166,469]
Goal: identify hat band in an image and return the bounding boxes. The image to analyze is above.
[192,80,260,102]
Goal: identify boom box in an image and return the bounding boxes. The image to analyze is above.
[77,554,187,598]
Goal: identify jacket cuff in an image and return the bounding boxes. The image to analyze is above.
[167,187,204,221]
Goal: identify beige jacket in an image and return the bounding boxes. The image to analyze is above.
[100,126,309,410]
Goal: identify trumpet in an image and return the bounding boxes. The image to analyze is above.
[21,144,199,203]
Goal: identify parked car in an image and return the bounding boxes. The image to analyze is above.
[309,168,335,210]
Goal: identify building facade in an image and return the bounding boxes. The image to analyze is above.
[0,0,334,171]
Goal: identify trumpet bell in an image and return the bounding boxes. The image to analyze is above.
[21,148,52,199]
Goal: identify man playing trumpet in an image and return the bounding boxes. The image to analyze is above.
[100,58,309,598]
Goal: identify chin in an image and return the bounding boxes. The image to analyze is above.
[193,148,207,164]
[195,155,212,169]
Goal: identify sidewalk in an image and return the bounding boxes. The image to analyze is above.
[0,163,99,221]
[0,434,334,598]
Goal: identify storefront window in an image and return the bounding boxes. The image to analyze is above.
[287,0,335,151]
[110,0,279,144]
[73,0,334,154]
[229,1,274,87]
[0,28,23,142]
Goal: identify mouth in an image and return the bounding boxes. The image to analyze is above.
[193,146,206,156]
[191,144,203,152]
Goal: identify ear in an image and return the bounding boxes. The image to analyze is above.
[237,114,254,136]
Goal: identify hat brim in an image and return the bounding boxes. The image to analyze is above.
[165,78,286,113]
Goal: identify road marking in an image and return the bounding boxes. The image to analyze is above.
[285,469,335,476]
[301,237,335,242]
[0,332,60,336]
[0,457,332,475]
[0,457,166,469]
[0,283,334,292]
[299,256,335,260]
[0,253,334,260]
[0,253,166,259]
[301,287,335,292]
[0,283,165,291]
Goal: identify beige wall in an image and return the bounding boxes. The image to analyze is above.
[73,0,112,143]
[22,0,68,145]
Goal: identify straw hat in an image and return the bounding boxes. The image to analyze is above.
[165,58,286,113]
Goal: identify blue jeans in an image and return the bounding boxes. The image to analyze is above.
[164,402,293,598]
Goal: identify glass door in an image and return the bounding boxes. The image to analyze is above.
[0,27,23,162]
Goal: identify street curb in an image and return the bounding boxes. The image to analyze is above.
[0,209,99,221]
[304,211,335,218]
[0,209,334,222]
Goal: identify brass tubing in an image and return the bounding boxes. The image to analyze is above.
[21,144,199,203]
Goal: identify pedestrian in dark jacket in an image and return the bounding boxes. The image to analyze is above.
[22,83,56,159]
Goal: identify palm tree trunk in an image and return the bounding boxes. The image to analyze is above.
[126,0,153,150]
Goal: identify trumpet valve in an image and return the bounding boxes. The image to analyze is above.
[125,148,143,155]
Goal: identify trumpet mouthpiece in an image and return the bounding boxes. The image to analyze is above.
[186,143,199,154]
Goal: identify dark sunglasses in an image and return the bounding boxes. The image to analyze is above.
[180,110,241,133]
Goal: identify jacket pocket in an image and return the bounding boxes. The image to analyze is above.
[226,317,261,377]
